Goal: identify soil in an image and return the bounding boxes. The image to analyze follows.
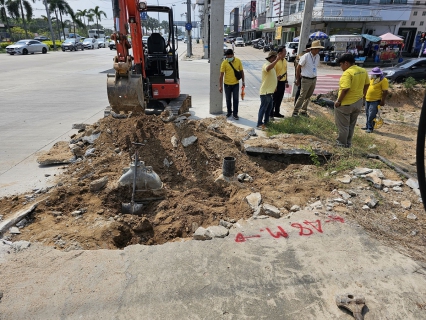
[1,85,425,264]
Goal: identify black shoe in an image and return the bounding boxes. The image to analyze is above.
[226,113,232,117]
[300,113,309,118]
[361,127,367,130]
[292,113,299,118]
[233,115,239,120]
[275,113,285,118]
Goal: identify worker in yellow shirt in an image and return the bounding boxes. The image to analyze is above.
[363,67,389,133]
[334,54,370,148]
[271,47,289,118]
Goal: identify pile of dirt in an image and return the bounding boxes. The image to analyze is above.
[0,86,425,263]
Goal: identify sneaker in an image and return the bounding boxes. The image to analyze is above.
[300,113,309,117]
[270,116,275,120]
[292,113,299,117]
[226,113,232,117]
[274,113,285,118]
[366,129,373,133]
[233,115,239,120]
[256,124,266,130]
[361,127,367,130]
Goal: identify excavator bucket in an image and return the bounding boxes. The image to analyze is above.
[107,73,145,113]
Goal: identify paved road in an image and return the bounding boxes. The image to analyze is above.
[1,45,425,319]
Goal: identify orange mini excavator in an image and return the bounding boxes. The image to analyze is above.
[107,0,191,115]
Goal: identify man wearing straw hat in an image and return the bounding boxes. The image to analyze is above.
[363,67,389,133]
[292,40,324,117]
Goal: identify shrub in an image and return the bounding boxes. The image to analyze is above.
[43,40,63,50]
[403,77,417,89]
[0,42,13,49]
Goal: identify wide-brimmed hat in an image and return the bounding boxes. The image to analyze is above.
[265,51,278,59]
[310,40,324,49]
[369,67,383,75]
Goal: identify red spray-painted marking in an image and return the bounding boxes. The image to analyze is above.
[265,226,289,238]
[325,215,345,223]
[303,220,323,233]
[235,233,261,243]
[291,223,314,236]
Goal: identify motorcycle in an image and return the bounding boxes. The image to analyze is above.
[263,43,277,53]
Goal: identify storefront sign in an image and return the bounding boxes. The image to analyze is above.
[275,26,282,40]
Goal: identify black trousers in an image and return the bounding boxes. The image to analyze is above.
[271,81,286,115]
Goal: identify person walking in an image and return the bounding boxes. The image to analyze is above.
[334,54,370,148]
[219,49,245,120]
[363,67,389,133]
[256,50,285,130]
[293,46,310,106]
[270,46,289,119]
[292,40,324,117]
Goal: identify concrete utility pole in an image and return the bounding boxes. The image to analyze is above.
[43,0,56,51]
[209,0,225,114]
[202,2,209,59]
[291,0,314,96]
[186,0,192,57]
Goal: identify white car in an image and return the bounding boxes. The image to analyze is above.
[285,42,299,62]
[82,38,99,49]
[97,38,106,48]
[234,37,245,47]
[6,39,48,55]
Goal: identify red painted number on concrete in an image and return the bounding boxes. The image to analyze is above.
[291,223,314,236]
[265,226,289,238]
[326,215,345,223]
[235,233,261,243]
[303,220,323,233]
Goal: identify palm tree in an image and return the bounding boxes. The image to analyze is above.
[76,8,87,27]
[48,0,74,39]
[88,5,106,37]
[0,0,13,39]
[6,0,35,38]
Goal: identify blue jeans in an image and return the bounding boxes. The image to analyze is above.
[224,83,239,116]
[365,100,379,131]
[257,94,274,126]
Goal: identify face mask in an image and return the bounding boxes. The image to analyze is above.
[227,57,234,62]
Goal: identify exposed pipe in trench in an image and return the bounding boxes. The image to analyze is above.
[366,154,415,180]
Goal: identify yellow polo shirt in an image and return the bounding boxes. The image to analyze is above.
[338,65,370,105]
[220,57,243,85]
[259,61,277,95]
[366,77,389,101]
[274,58,288,81]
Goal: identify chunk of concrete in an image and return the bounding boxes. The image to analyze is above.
[336,175,351,184]
[193,227,213,240]
[262,204,281,218]
[206,226,229,238]
[352,167,373,175]
[182,136,198,147]
[90,176,108,192]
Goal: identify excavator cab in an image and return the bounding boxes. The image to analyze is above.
[107,2,189,115]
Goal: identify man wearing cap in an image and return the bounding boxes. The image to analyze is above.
[257,50,285,129]
[219,49,245,120]
[363,67,389,133]
[270,47,289,119]
[292,40,324,117]
[334,54,370,148]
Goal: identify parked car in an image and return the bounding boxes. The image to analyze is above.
[6,39,48,55]
[109,40,116,50]
[226,37,235,43]
[183,36,188,43]
[68,33,82,42]
[252,38,265,49]
[82,38,99,49]
[177,35,184,41]
[142,35,149,46]
[285,42,299,61]
[234,37,245,47]
[61,38,84,51]
[382,58,426,83]
[97,38,106,48]
[34,36,49,41]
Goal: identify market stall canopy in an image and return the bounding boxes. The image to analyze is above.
[379,32,404,45]
[329,35,362,42]
[310,31,328,40]
[361,34,381,42]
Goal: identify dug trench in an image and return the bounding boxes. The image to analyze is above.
[1,85,426,265]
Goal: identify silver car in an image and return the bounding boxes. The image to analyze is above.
[97,38,106,48]
[6,39,48,55]
[82,38,99,49]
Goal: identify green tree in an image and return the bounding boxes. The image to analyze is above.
[145,16,159,33]
[0,0,13,39]
[76,8,87,27]
[160,20,168,34]
[48,0,74,40]
[6,0,35,38]
[88,5,106,37]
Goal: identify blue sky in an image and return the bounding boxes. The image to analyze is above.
[32,0,241,29]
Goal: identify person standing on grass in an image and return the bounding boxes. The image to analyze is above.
[292,40,324,117]
[219,49,245,120]
[334,54,370,148]
[256,50,285,130]
[270,46,289,119]
[363,67,389,133]
[293,46,310,106]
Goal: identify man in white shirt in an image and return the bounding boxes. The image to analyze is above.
[292,40,324,117]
